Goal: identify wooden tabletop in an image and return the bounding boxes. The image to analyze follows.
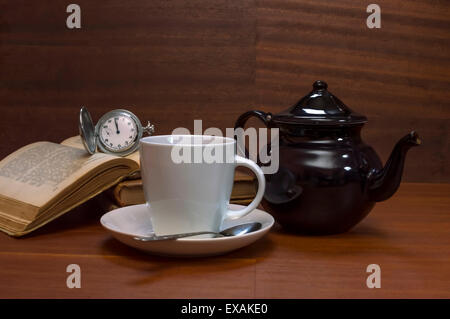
[0,183,448,299]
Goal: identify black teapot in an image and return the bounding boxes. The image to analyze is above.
[235,80,421,235]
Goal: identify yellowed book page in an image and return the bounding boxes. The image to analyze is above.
[0,141,118,209]
[61,135,140,166]
[60,135,86,149]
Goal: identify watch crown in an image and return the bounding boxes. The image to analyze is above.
[143,121,155,135]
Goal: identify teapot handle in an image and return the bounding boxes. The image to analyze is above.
[234,110,274,165]
[234,110,273,129]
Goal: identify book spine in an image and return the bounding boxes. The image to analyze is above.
[113,183,127,207]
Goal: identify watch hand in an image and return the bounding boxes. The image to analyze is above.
[114,118,120,134]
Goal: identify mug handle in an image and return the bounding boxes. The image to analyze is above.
[225,155,266,219]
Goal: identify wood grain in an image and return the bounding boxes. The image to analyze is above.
[0,183,448,298]
[0,1,449,182]
[0,0,256,160]
[255,0,450,182]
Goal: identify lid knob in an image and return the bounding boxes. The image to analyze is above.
[313,80,328,91]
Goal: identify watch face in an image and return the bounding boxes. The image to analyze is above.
[98,113,138,152]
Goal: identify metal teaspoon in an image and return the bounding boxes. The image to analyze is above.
[133,222,262,242]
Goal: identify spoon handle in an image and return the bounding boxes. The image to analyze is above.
[134,231,223,242]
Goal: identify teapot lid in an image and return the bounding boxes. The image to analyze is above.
[273,80,367,126]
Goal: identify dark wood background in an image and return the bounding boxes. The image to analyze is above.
[0,0,449,182]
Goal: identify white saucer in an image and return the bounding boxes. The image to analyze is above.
[100,204,274,257]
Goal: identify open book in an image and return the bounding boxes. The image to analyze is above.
[0,136,139,237]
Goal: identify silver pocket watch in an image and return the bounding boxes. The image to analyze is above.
[79,107,155,157]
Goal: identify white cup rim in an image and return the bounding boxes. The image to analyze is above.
[140,134,236,147]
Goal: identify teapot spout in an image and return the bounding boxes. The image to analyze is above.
[368,131,421,202]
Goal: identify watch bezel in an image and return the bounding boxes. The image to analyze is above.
[95,109,143,157]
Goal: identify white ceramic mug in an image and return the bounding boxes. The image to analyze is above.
[139,135,265,236]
